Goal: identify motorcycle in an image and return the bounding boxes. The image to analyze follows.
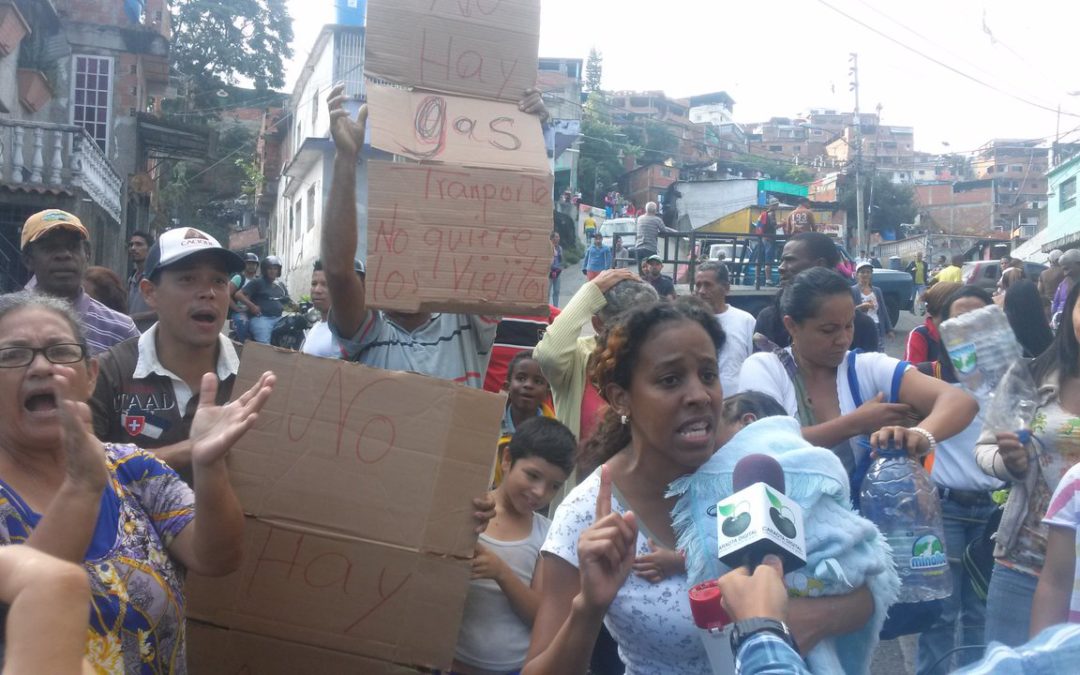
[270,302,320,350]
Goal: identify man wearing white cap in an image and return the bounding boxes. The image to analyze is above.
[19,209,138,354]
[90,227,246,480]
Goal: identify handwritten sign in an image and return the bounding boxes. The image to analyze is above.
[366,82,548,171]
[188,621,421,675]
[366,160,552,315]
[365,0,541,102]
[186,344,505,670]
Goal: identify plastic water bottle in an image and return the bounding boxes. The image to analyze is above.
[859,444,952,637]
[938,304,1022,400]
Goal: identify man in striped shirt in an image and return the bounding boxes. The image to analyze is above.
[20,209,137,354]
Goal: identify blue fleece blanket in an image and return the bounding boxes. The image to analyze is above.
[668,416,900,675]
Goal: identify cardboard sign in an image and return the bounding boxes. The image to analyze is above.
[188,621,421,674]
[186,344,505,670]
[366,160,552,315]
[365,0,541,102]
[366,82,548,172]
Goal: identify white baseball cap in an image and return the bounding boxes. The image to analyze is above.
[144,227,245,278]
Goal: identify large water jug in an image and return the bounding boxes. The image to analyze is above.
[859,447,952,638]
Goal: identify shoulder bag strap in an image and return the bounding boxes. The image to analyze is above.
[776,349,817,427]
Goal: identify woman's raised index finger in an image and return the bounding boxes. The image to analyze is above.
[596,463,613,520]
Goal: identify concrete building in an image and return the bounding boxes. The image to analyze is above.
[970,139,1048,235]
[265,24,367,299]
[0,0,170,290]
[914,180,996,236]
[825,123,915,184]
[620,161,679,211]
[537,56,582,196]
[1042,151,1080,251]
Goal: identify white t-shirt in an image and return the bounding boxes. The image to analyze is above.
[715,306,756,397]
[542,469,710,675]
[456,514,551,671]
[929,385,1004,492]
[737,349,908,468]
[1043,462,1080,623]
[300,321,341,359]
[859,289,879,325]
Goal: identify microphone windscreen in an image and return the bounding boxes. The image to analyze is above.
[732,453,785,494]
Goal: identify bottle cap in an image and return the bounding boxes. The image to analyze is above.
[688,579,731,629]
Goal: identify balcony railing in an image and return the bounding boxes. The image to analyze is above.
[0,120,123,223]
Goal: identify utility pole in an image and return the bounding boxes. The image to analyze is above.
[850,53,865,255]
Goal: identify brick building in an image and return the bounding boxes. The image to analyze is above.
[620,162,679,211]
[0,0,171,290]
[970,139,1048,235]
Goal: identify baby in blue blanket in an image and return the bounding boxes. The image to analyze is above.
[669,393,900,675]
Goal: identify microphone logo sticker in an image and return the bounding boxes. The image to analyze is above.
[910,534,948,570]
[717,501,752,537]
[766,487,798,540]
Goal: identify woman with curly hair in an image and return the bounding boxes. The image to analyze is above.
[524,298,877,675]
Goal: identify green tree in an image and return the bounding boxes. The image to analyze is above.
[622,118,679,166]
[577,95,638,206]
[585,47,603,93]
[839,174,917,234]
[169,0,294,111]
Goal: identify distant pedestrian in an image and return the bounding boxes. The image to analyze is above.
[1039,249,1065,318]
[783,197,816,235]
[581,232,612,280]
[754,200,780,283]
[126,230,156,330]
[906,251,929,315]
[641,254,676,300]
[549,231,564,307]
[633,201,678,265]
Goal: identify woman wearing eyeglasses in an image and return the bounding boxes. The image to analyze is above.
[0,291,274,673]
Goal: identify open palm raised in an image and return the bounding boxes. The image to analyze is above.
[327,83,367,159]
[189,371,276,467]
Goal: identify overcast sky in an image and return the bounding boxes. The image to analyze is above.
[285,0,1080,155]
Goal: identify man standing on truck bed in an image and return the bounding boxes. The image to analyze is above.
[783,197,817,235]
[754,232,879,353]
[634,201,678,265]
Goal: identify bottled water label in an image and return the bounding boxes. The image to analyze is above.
[884,531,950,603]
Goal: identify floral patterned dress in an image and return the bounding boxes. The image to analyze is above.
[0,443,195,674]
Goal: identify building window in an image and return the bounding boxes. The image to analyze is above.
[660,168,672,178]
[307,184,317,231]
[294,199,303,241]
[768,145,783,152]
[1062,177,1077,211]
[72,55,113,152]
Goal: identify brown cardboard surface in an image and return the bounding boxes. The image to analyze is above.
[366,82,549,172]
[365,160,552,315]
[188,621,422,674]
[365,0,541,102]
[186,344,505,670]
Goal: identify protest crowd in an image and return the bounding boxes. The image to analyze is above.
[5,24,1080,675]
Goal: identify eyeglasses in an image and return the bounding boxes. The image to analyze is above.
[0,343,87,368]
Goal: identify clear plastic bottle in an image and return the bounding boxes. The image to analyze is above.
[937,304,1022,400]
[860,448,952,606]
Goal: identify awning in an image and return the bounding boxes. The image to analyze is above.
[1011,227,1052,264]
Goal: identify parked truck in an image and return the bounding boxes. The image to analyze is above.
[660,232,914,324]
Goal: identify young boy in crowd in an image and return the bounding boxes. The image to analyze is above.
[495,351,555,486]
[453,417,575,675]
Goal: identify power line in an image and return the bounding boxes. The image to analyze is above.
[812,0,1080,119]
[849,0,1057,111]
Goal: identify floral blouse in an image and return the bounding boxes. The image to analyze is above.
[0,444,195,674]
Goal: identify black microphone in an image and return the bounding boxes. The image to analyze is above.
[715,454,807,573]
